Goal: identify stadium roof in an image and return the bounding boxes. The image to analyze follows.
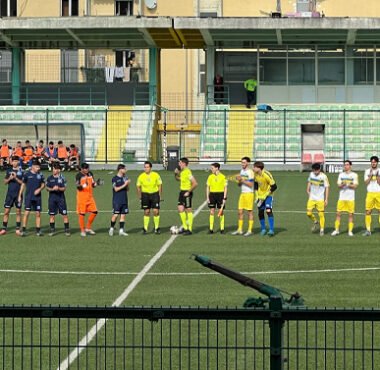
[1,16,380,49]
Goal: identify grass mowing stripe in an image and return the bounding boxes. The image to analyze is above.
[57,200,208,370]
[2,266,380,276]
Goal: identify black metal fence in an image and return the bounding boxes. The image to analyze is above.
[1,304,380,370]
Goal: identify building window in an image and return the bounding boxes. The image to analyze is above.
[199,63,206,94]
[0,0,17,17]
[115,0,133,16]
[199,12,217,18]
[296,0,311,12]
[220,52,257,82]
[61,49,78,83]
[260,59,286,85]
[317,49,345,85]
[115,50,135,67]
[0,51,12,82]
[61,0,79,16]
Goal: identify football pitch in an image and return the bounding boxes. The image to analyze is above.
[0,168,380,309]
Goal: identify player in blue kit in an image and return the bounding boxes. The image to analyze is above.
[109,164,130,236]
[18,160,45,236]
[0,156,23,236]
[46,163,70,236]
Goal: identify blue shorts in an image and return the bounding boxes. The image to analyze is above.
[4,193,22,209]
[258,196,273,211]
[113,203,129,215]
[25,198,42,212]
[48,197,68,215]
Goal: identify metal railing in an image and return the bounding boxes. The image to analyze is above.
[1,303,380,369]
[206,84,230,105]
[0,107,379,164]
[0,84,108,106]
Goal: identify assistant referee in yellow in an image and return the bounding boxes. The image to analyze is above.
[206,162,228,234]
[174,157,198,235]
[136,161,163,234]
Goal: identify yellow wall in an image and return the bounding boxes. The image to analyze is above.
[25,50,61,82]
[222,0,380,17]
[91,0,114,16]
[144,0,194,16]
[320,2,380,16]
[16,0,380,18]
[18,0,60,17]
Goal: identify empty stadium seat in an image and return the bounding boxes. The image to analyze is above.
[302,153,312,163]
[314,153,325,163]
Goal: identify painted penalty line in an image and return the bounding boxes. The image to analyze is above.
[57,200,208,370]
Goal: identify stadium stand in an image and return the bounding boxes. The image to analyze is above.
[200,104,228,160]
[124,106,155,161]
[227,106,255,162]
[95,106,132,162]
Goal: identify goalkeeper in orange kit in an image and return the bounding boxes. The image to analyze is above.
[76,163,102,237]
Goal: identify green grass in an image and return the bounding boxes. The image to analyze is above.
[0,169,379,308]
[1,169,380,369]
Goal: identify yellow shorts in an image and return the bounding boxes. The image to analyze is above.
[238,193,254,211]
[307,200,325,212]
[365,193,380,210]
[337,200,355,214]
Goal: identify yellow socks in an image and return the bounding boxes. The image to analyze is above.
[318,212,325,229]
[248,220,254,232]
[334,220,340,231]
[307,212,316,223]
[348,222,354,233]
[153,215,160,229]
[143,215,150,231]
[179,212,188,230]
[220,215,225,231]
[365,215,371,231]
[238,220,243,232]
[209,215,214,231]
[187,212,193,232]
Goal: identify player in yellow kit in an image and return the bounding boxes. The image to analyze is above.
[331,160,358,237]
[253,161,277,236]
[232,157,255,237]
[136,161,163,234]
[174,157,198,235]
[306,163,330,236]
[363,156,380,236]
[206,163,228,234]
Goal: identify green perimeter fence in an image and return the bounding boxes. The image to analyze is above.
[1,107,380,164]
[160,108,380,164]
[1,302,380,369]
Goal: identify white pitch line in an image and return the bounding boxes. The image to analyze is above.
[57,200,208,370]
[2,266,380,277]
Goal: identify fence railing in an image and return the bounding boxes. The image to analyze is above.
[206,84,230,105]
[159,108,380,164]
[1,304,380,370]
[0,84,108,106]
[0,107,380,165]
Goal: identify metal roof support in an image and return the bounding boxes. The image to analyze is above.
[66,28,85,47]
[346,29,357,45]
[276,29,283,45]
[138,28,157,47]
[200,29,213,46]
[0,31,15,47]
